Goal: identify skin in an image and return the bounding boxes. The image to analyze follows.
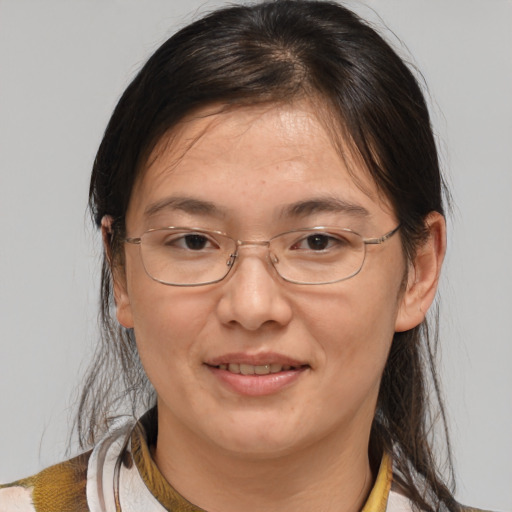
[109,102,445,512]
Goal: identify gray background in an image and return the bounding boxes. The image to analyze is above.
[0,1,510,510]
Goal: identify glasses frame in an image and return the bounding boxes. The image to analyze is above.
[125,224,401,286]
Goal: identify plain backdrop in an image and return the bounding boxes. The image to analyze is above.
[0,1,511,510]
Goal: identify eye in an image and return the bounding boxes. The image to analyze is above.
[163,232,219,251]
[183,234,210,250]
[304,234,330,251]
[291,232,348,251]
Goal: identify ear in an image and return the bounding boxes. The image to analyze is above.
[101,216,134,329]
[395,212,446,332]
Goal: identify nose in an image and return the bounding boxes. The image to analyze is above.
[216,246,293,331]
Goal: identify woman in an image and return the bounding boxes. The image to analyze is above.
[0,1,490,511]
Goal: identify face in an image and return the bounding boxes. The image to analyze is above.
[115,102,412,460]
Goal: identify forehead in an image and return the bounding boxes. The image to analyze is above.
[127,102,394,229]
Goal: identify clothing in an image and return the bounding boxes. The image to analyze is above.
[0,412,485,512]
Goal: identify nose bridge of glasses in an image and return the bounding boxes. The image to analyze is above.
[228,239,278,267]
[236,239,271,248]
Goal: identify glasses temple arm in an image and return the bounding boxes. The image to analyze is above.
[363,224,401,245]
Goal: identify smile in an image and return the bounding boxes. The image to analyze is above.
[204,355,309,396]
[214,363,305,375]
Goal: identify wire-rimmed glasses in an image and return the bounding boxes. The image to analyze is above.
[124,225,400,286]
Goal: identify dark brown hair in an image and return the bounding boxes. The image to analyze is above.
[83,1,457,511]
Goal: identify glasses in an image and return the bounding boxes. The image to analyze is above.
[124,225,400,286]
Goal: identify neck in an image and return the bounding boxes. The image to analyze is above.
[153,411,376,512]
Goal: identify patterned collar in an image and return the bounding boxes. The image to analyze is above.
[1,412,407,512]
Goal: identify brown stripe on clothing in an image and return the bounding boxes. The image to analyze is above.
[1,451,91,512]
[130,422,205,512]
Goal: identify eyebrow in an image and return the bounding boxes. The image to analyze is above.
[144,196,226,219]
[280,197,370,219]
[143,195,369,221]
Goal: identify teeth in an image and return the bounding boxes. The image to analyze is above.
[240,364,255,375]
[218,363,299,374]
[228,363,240,373]
[254,364,271,375]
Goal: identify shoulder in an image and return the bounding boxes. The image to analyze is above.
[0,451,91,512]
[459,508,497,512]
[388,491,497,512]
[0,416,141,512]
[388,479,491,512]
[388,485,497,512]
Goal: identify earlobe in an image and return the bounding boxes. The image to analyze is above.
[101,216,134,329]
[112,272,135,329]
[395,212,446,332]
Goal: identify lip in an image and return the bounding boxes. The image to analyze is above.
[204,352,310,397]
[205,352,307,367]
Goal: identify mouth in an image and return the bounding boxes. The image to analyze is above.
[208,363,308,375]
[203,353,310,395]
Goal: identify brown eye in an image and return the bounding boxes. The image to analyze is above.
[305,234,330,250]
[183,234,209,250]
[161,232,218,251]
[291,233,347,252]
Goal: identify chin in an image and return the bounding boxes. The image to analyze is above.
[203,414,315,459]
[217,434,302,460]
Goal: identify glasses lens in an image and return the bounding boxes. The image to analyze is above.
[271,228,365,284]
[140,229,235,285]
[137,227,365,286]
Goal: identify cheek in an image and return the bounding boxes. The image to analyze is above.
[130,286,211,350]
[300,262,403,374]
[289,282,400,433]
[123,254,215,381]
[128,287,215,405]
